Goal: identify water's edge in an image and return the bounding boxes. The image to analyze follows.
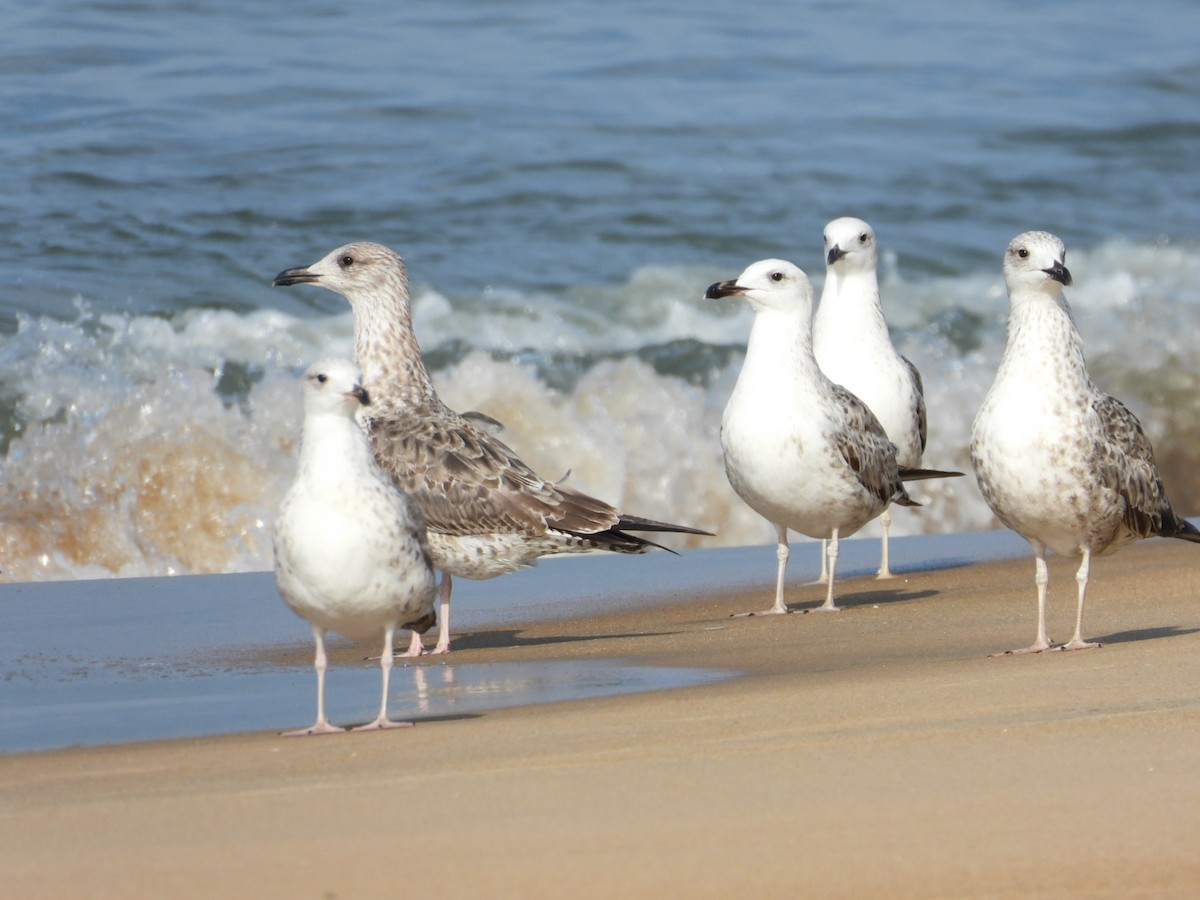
[0,530,1027,754]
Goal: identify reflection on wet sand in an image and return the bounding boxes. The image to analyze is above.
[0,649,730,755]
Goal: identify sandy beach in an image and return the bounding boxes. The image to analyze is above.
[3,538,1199,898]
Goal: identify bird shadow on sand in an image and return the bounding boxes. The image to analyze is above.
[402,713,485,726]
[393,628,683,655]
[788,586,939,614]
[1088,624,1200,646]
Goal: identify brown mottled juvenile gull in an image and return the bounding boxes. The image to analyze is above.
[971,231,1200,654]
[273,358,437,735]
[814,217,927,579]
[705,259,961,616]
[273,242,712,655]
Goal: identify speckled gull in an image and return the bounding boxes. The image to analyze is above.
[971,231,1200,654]
[814,217,927,579]
[706,259,961,616]
[273,359,437,736]
[273,242,712,656]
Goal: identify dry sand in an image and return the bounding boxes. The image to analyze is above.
[3,539,1199,898]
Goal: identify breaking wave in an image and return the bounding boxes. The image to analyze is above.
[2,237,1198,580]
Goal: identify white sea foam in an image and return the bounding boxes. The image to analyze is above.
[2,238,1197,581]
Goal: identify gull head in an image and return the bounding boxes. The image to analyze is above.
[1003,231,1073,296]
[823,216,877,271]
[301,357,371,417]
[273,241,409,308]
[705,259,813,316]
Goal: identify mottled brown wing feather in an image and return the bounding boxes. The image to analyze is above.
[1092,393,1170,539]
[828,384,910,506]
[365,406,620,538]
[901,355,928,455]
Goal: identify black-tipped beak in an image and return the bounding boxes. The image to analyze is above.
[1043,261,1073,287]
[705,279,746,300]
[826,245,848,266]
[351,385,371,407]
[272,266,320,287]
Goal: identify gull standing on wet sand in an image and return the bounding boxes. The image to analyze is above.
[274,359,437,736]
[706,259,960,616]
[273,242,711,656]
[814,217,927,579]
[971,231,1200,654]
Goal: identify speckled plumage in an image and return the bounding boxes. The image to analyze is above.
[273,358,437,735]
[814,217,929,578]
[366,407,670,578]
[707,259,958,615]
[273,242,710,655]
[970,231,1200,653]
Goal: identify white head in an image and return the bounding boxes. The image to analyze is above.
[705,258,814,316]
[273,241,410,308]
[1003,231,1072,298]
[823,216,877,273]
[300,358,370,417]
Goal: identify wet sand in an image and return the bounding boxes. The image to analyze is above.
[3,538,1199,897]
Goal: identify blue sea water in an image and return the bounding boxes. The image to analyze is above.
[2,0,1199,579]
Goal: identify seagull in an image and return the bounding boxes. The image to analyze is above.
[813,217,927,579]
[971,231,1200,654]
[273,358,437,735]
[273,242,712,655]
[706,259,961,615]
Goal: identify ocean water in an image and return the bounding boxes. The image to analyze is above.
[3,0,1199,580]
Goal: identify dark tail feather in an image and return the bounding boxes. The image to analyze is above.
[893,466,961,505]
[1163,515,1200,544]
[614,514,715,537]
[898,466,964,482]
[562,526,679,555]
[564,515,715,556]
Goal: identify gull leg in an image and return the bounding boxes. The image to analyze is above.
[430,572,453,655]
[399,628,425,658]
[399,570,454,658]
[812,528,842,612]
[876,507,895,579]
[735,523,791,616]
[813,539,830,584]
[284,625,346,736]
[1060,547,1100,651]
[353,624,413,731]
[1002,542,1054,655]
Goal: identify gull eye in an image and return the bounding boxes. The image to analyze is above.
[1017,247,1029,259]
[858,232,868,243]
[770,271,784,282]
[339,254,354,269]
[316,373,327,384]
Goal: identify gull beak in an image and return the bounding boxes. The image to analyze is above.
[705,279,748,300]
[826,245,848,266]
[350,385,371,407]
[272,266,320,287]
[1043,261,1073,287]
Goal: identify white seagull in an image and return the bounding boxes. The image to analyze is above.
[274,358,437,735]
[706,259,960,615]
[273,242,711,655]
[971,231,1200,653]
[814,217,927,579]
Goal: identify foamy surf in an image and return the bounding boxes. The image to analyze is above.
[2,238,1198,581]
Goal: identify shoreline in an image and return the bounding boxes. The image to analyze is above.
[0,529,1028,756]
[3,536,1200,896]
